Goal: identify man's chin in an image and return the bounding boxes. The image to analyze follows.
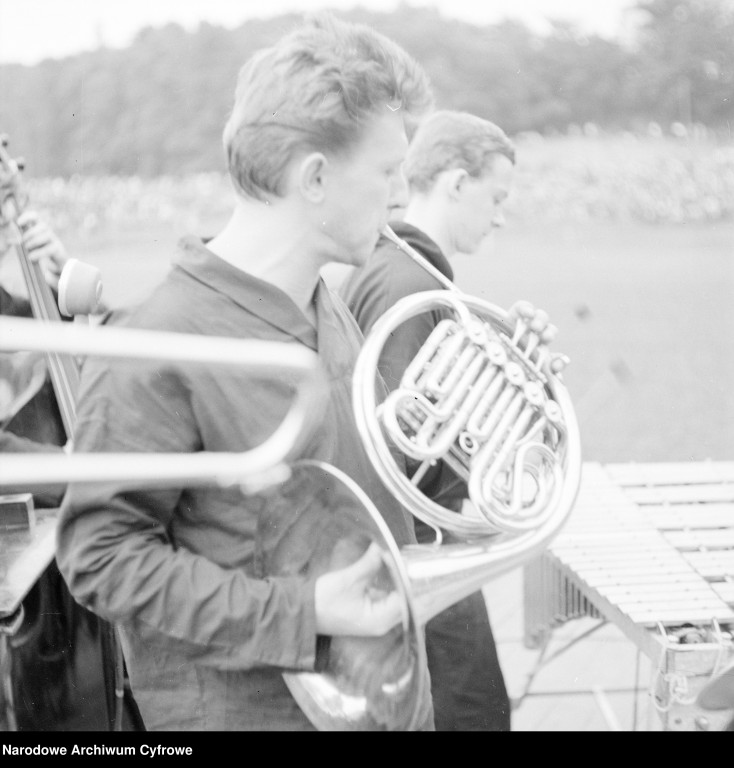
[351,239,378,266]
[473,232,496,257]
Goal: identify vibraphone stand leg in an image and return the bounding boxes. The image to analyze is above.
[592,685,622,731]
[513,618,608,709]
[632,647,644,731]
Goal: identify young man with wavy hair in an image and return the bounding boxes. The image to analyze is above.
[56,14,436,731]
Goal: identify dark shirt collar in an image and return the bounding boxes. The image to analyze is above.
[387,220,454,282]
[172,235,319,349]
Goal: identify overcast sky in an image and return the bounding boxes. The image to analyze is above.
[0,0,638,65]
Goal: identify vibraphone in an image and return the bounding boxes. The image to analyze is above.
[523,461,734,731]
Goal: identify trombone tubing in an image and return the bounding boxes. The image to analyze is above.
[0,315,318,371]
[0,316,327,489]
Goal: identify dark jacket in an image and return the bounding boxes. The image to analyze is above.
[340,222,468,523]
[56,237,434,731]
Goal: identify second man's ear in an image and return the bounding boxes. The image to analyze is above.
[298,152,329,203]
[445,167,469,200]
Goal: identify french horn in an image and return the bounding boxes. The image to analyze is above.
[0,222,582,730]
[354,225,581,542]
[277,226,583,729]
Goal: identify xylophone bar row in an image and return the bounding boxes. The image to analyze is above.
[524,461,734,648]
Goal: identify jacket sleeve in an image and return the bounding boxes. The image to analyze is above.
[56,355,320,673]
[0,430,66,507]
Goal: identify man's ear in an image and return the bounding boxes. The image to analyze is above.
[298,152,329,203]
[444,168,469,201]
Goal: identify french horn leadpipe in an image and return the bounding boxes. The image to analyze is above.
[0,316,328,492]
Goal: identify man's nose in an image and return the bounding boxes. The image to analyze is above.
[492,207,506,229]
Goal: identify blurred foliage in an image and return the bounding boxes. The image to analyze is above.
[20,133,734,232]
[506,132,734,223]
[0,0,732,180]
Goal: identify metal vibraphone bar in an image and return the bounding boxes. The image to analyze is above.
[523,460,734,731]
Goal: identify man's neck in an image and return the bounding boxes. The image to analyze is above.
[401,197,453,257]
[206,201,322,321]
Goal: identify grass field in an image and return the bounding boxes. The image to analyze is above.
[452,219,734,464]
[39,215,732,467]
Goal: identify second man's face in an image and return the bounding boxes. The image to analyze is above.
[453,155,515,256]
[318,110,410,267]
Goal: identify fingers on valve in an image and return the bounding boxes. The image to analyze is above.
[529,309,550,334]
[540,323,558,345]
[508,300,535,323]
[550,353,570,374]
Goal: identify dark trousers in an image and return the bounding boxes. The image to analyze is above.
[424,590,511,731]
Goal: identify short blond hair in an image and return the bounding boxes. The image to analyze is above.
[405,110,515,193]
[223,13,434,201]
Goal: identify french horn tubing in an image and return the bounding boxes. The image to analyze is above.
[352,224,582,541]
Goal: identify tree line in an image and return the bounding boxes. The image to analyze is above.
[1,0,732,178]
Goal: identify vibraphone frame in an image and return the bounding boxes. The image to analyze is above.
[523,461,734,731]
